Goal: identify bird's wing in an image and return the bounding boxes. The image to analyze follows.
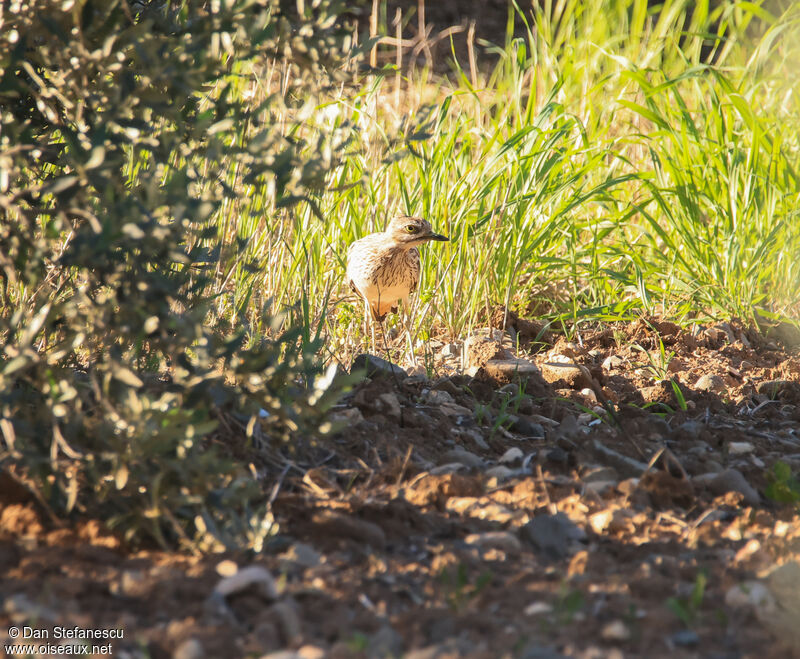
[408,248,421,294]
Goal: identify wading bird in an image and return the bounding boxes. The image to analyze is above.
[346,215,449,351]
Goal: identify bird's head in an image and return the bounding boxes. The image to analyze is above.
[387,215,449,247]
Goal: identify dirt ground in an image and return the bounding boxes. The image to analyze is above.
[2,315,800,658]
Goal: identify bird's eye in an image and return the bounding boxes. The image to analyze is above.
[405,225,418,233]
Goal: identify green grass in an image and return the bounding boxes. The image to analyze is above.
[201,0,800,360]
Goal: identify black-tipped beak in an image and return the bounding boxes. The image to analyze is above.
[426,232,449,242]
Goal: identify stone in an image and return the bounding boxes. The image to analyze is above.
[376,392,402,421]
[484,465,515,481]
[213,565,278,600]
[278,543,322,570]
[464,331,509,369]
[602,355,624,370]
[173,639,204,659]
[579,387,597,402]
[509,415,546,438]
[540,359,591,390]
[728,441,755,455]
[519,513,586,561]
[708,469,759,506]
[601,620,631,641]
[695,374,725,392]
[499,447,524,464]
[367,625,404,658]
[582,466,619,483]
[464,531,522,555]
[352,353,407,379]
[424,389,455,406]
[482,357,540,381]
[271,600,302,645]
[440,448,485,469]
[432,377,461,396]
[761,561,800,649]
[524,601,554,616]
[669,630,699,647]
[441,342,461,358]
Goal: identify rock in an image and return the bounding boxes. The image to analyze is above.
[367,625,404,658]
[546,447,569,465]
[297,647,326,659]
[464,531,522,555]
[588,510,614,534]
[582,466,619,483]
[519,513,586,561]
[424,389,455,406]
[708,469,759,506]
[441,342,461,358]
[602,355,624,370]
[540,356,592,389]
[592,440,649,478]
[432,377,461,396]
[440,448,485,469]
[310,510,386,548]
[376,392,402,421]
[524,601,554,616]
[464,331,509,369]
[499,447,524,464]
[482,357,541,381]
[509,415,546,438]
[579,387,597,402]
[669,630,699,647]
[695,374,725,392]
[446,497,519,524]
[484,465,515,482]
[728,441,755,455]
[352,353,407,379]
[328,407,364,426]
[213,565,279,600]
[440,402,475,418]
[173,639,204,659]
[498,383,520,397]
[601,620,631,641]
[110,569,149,598]
[454,427,489,450]
[271,600,302,645]
[761,561,800,650]
[278,543,322,570]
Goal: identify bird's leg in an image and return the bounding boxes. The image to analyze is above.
[401,297,416,367]
[363,299,373,354]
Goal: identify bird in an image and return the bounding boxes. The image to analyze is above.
[346,215,449,347]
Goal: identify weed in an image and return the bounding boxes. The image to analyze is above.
[764,461,800,505]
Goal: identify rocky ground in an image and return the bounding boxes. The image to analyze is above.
[2,315,800,658]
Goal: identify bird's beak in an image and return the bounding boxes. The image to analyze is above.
[426,232,449,242]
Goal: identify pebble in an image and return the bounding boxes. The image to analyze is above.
[602,355,624,370]
[352,353,407,379]
[499,447,524,464]
[509,415,546,438]
[377,392,402,421]
[432,377,461,396]
[519,513,586,561]
[669,629,699,647]
[464,531,522,555]
[213,565,278,600]
[424,389,455,406]
[582,466,619,483]
[329,407,364,426]
[695,373,726,392]
[278,543,322,570]
[484,465,515,482]
[579,387,597,402]
[173,639,204,659]
[440,448,485,469]
[708,468,759,506]
[524,601,554,616]
[728,441,755,455]
[601,620,631,641]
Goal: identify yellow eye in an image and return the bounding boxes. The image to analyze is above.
[405,225,418,233]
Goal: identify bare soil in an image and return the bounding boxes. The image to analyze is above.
[2,317,800,659]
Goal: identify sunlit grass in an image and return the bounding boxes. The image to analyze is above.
[202,0,800,359]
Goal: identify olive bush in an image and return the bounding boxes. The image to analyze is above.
[0,0,357,549]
